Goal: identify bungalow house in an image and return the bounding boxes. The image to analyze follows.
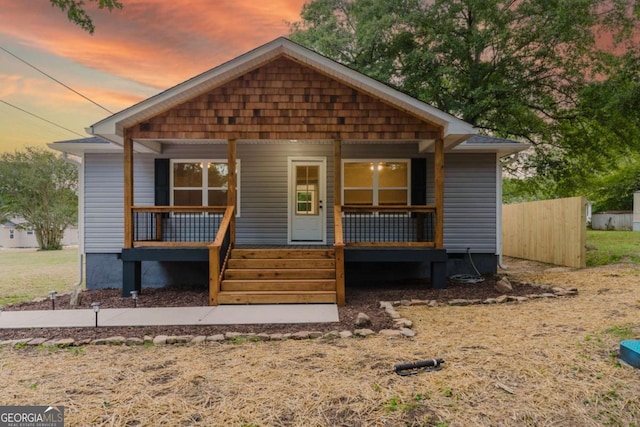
[50,37,528,306]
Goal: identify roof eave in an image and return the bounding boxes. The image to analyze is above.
[451,142,531,157]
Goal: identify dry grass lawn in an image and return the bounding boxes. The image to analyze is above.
[1,259,639,426]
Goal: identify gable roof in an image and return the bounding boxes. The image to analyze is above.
[89,37,477,148]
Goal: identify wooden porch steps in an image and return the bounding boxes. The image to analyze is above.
[218,248,337,304]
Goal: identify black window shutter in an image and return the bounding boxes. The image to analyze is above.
[155,159,170,206]
[411,158,427,205]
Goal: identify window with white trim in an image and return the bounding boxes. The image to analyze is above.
[170,159,240,214]
[342,160,410,206]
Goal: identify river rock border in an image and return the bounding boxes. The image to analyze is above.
[0,285,577,348]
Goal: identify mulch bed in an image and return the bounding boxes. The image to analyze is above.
[0,276,543,341]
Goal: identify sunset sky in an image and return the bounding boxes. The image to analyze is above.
[0,0,307,153]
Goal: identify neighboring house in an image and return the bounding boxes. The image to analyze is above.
[50,37,528,306]
[0,218,78,248]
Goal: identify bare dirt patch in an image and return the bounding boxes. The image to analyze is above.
[1,258,639,426]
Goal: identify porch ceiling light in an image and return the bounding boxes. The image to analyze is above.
[130,290,138,308]
[48,291,57,310]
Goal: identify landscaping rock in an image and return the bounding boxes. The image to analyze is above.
[225,332,244,340]
[483,298,497,304]
[515,296,529,303]
[153,335,168,345]
[354,328,375,337]
[255,333,271,341]
[308,331,324,339]
[385,309,401,319]
[495,295,509,303]
[269,333,285,341]
[399,328,416,337]
[428,300,439,307]
[323,330,340,339]
[410,299,428,305]
[495,277,513,293]
[291,331,311,340]
[339,330,353,339]
[173,335,193,344]
[379,301,393,310]
[207,334,225,342]
[191,336,206,344]
[541,293,557,298]
[355,312,372,327]
[448,299,470,306]
[54,338,75,347]
[26,338,47,346]
[143,335,154,344]
[125,337,144,346]
[394,318,413,328]
[400,299,412,306]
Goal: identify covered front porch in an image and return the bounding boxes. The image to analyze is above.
[121,137,448,307]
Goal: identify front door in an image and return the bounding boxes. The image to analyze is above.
[288,158,326,243]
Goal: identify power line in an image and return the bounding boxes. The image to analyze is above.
[0,99,86,138]
[0,46,114,114]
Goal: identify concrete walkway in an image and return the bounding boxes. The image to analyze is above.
[0,305,340,329]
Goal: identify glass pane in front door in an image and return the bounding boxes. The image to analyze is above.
[295,165,319,216]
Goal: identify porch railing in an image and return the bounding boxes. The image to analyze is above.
[338,205,437,247]
[209,205,235,306]
[132,206,227,247]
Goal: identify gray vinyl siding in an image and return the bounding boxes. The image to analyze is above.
[84,153,154,253]
[428,153,497,253]
[236,142,334,245]
[84,144,497,253]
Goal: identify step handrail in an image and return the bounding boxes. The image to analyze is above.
[208,205,235,306]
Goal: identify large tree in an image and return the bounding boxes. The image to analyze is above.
[289,0,640,177]
[49,0,123,34]
[0,147,78,250]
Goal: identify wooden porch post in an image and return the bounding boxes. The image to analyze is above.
[333,139,342,207]
[124,129,134,248]
[227,139,237,245]
[434,135,444,249]
[333,139,345,306]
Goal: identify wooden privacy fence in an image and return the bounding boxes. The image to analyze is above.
[502,196,586,268]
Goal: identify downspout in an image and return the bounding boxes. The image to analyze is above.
[496,153,508,270]
[62,152,85,306]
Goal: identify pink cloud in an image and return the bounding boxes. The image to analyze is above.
[2,0,306,89]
